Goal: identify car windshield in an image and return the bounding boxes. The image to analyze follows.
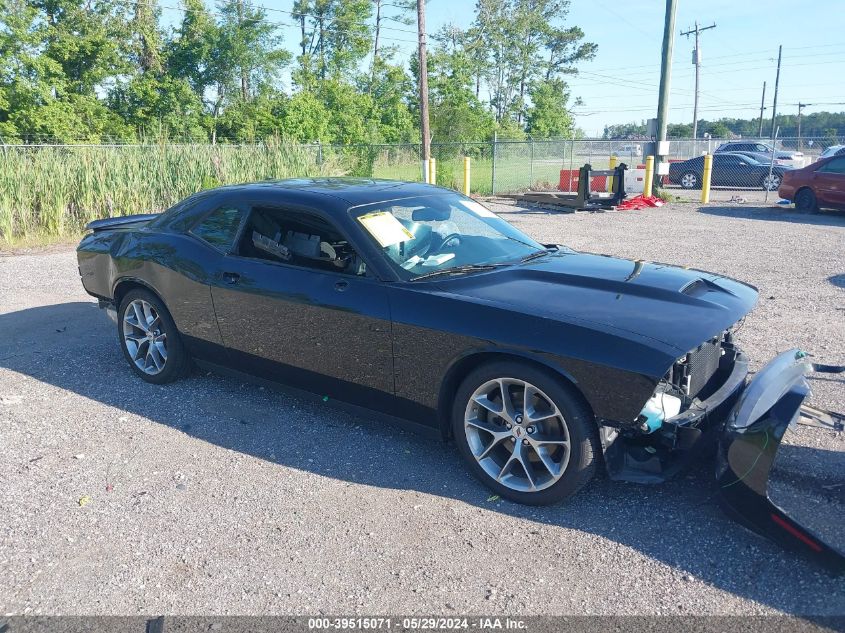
[351,193,546,279]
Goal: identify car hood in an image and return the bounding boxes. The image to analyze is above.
[439,249,759,356]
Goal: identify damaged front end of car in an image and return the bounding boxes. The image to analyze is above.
[603,328,749,483]
[601,337,844,572]
[717,349,844,573]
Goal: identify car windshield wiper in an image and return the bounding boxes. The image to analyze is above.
[519,245,558,263]
[409,263,504,282]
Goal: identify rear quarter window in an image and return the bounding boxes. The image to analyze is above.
[820,158,845,174]
[191,206,246,252]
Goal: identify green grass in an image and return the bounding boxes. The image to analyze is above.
[0,141,336,242]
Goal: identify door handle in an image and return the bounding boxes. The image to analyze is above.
[222,271,241,285]
[334,280,349,292]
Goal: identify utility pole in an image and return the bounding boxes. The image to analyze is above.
[681,21,716,139]
[770,45,782,140]
[416,0,431,168]
[757,81,767,137]
[653,0,678,196]
[797,102,812,149]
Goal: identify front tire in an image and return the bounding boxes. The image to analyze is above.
[452,361,600,505]
[118,288,189,384]
[680,172,699,189]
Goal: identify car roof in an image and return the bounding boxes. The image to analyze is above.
[208,177,446,208]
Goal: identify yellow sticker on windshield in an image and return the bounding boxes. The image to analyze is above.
[358,211,415,247]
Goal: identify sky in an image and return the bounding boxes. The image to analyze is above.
[158,0,845,136]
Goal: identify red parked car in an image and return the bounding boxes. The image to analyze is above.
[778,155,845,212]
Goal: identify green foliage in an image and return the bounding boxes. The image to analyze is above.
[277,91,330,142]
[469,0,596,127]
[0,0,598,145]
[605,114,845,140]
[424,45,495,143]
[525,79,574,138]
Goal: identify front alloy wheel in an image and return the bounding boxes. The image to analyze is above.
[453,362,599,505]
[464,378,571,492]
[680,172,699,189]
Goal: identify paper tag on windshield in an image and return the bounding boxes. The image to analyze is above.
[358,211,415,247]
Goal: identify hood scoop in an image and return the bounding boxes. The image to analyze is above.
[681,277,737,298]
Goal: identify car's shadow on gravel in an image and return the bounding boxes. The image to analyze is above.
[698,205,845,226]
[3,301,843,614]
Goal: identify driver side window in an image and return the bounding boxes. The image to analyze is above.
[235,207,366,276]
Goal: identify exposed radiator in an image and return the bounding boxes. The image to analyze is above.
[668,334,725,398]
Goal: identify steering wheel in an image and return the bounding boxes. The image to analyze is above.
[428,232,461,254]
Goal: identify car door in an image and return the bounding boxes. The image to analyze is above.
[711,155,734,186]
[719,155,755,187]
[207,203,395,409]
[813,157,845,207]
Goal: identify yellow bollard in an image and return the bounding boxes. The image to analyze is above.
[422,158,430,183]
[701,153,713,203]
[607,155,617,192]
[643,155,655,197]
[429,157,437,185]
[463,156,471,196]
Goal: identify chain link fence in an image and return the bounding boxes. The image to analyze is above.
[350,135,844,202]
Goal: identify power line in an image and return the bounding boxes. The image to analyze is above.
[579,47,845,81]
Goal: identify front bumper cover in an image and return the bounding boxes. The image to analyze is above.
[717,349,844,574]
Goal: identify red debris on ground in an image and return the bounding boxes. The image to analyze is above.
[617,194,665,210]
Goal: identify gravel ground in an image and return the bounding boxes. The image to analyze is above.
[1,202,844,617]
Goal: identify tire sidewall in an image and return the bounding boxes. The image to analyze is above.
[451,361,598,505]
[795,188,818,213]
[117,288,186,384]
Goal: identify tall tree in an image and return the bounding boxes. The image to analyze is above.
[0,0,133,141]
[293,0,372,84]
[131,0,163,75]
[216,0,290,101]
[524,78,573,138]
[471,0,595,125]
[370,0,413,85]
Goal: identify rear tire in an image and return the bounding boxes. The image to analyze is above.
[761,173,781,191]
[452,361,600,505]
[794,188,819,213]
[117,288,189,384]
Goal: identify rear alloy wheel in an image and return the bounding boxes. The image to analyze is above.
[118,289,188,384]
[453,362,599,505]
[680,172,699,189]
[794,188,819,213]
[761,173,781,191]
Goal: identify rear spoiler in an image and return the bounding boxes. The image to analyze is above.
[85,213,160,232]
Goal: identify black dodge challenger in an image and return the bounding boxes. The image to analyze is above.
[77,178,842,570]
